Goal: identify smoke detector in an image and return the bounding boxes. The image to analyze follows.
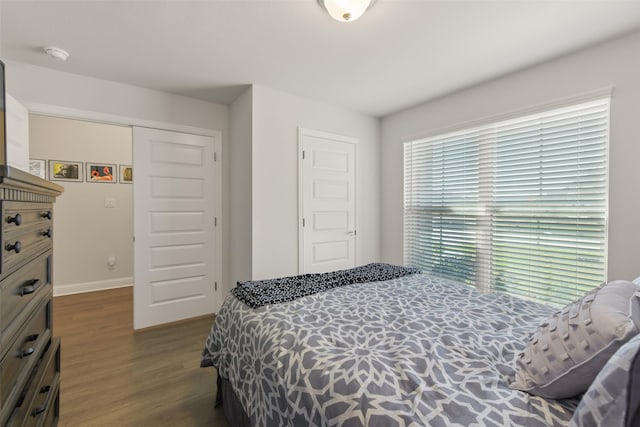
[43,46,70,61]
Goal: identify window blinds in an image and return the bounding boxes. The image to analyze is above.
[404,98,609,306]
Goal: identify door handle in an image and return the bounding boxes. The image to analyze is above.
[345,231,356,236]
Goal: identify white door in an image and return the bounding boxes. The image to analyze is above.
[299,128,357,274]
[133,127,221,330]
[6,93,30,172]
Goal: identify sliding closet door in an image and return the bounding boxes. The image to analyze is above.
[133,127,221,330]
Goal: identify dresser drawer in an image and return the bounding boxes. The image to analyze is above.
[1,229,52,280]
[0,299,51,412]
[1,252,51,351]
[41,393,58,427]
[3,203,53,235]
[7,337,60,427]
[1,202,53,279]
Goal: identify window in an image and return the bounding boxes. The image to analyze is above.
[404,98,609,306]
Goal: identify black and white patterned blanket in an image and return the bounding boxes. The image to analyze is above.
[231,263,420,308]
[202,273,579,426]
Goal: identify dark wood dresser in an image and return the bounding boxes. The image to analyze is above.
[0,166,63,427]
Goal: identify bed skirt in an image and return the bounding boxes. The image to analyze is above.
[216,369,251,427]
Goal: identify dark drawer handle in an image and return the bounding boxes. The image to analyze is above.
[41,228,53,238]
[20,279,41,296]
[7,213,22,226]
[41,210,52,220]
[20,334,39,357]
[19,347,35,358]
[6,241,22,253]
[40,385,51,394]
[31,404,47,417]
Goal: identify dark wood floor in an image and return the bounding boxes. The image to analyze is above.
[53,287,230,427]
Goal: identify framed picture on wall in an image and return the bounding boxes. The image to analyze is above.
[29,159,47,179]
[49,160,83,182]
[119,164,133,183]
[86,162,117,183]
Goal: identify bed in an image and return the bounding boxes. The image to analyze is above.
[201,264,640,427]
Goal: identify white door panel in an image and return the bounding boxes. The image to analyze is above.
[299,129,357,274]
[313,240,350,263]
[6,93,29,172]
[133,127,221,330]
[313,211,349,230]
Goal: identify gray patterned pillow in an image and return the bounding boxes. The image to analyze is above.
[569,332,640,427]
[511,280,640,399]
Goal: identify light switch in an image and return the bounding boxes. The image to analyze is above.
[105,198,116,208]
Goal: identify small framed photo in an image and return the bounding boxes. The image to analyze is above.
[29,159,47,179]
[86,163,117,183]
[49,160,83,182]
[119,164,133,183]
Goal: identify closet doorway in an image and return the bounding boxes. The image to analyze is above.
[29,114,223,330]
[29,114,134,296]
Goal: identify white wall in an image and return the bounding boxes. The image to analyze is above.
[229,87,253,289]
[30,114,133,294]
[4,61,227,132]
[4,60,232,292]
[381,31,640,281]
[251,85,380,280]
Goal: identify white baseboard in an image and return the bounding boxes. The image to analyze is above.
[54,277,133,297]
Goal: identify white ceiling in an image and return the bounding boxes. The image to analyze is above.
[2,0,640,117]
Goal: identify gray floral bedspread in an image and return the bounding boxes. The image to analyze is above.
[201,273,579,426]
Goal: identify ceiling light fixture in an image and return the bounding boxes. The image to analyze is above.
[43,46,70,61]
[317,0,376,23]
